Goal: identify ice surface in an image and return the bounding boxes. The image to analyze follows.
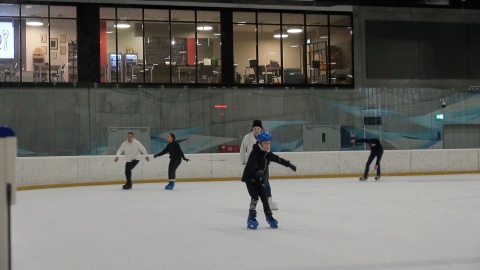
[11,175,480,270]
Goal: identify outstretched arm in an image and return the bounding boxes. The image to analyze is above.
[268,153,297,171]
[154,145,169,158]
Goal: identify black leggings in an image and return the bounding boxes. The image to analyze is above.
[364,153,382,177]
[168,158,182,179]
[125,159,140,183]
[245,181,271,214]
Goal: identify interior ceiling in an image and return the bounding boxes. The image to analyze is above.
[145,0,480,10]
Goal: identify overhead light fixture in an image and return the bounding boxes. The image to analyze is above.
[197,24,213,31]
[114,20,130,28]
[287,26,303,33]
[26,18,44,26]
[291,44,300,48]
[273,29,288,38]
[213,32,221,36]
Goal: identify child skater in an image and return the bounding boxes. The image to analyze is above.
[350,137,383,181]
[240,120,278,210]
[242,131,297,229]
[153,133,190,190]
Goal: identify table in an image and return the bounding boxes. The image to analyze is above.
[177,66,196,83]
[34,65,61,82]
[264,67,282,83]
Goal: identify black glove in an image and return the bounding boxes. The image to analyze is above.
[184,158,190,162]
[289,163,297,172]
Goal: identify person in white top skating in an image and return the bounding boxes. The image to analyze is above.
[114,132,150,190]
[240,120,278,210]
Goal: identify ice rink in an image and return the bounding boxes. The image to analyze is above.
[11,174,480,270]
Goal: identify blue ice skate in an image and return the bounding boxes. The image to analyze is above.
[247,211,259,229]
[266,216,278,229]
[165,181,175,190]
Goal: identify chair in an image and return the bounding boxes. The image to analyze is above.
[3,63,18,82]
[334,69,350,84]
[51,64,65,82]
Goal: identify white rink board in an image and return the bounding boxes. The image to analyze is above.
[15,149,480,188]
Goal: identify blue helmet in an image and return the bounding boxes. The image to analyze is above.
[257,131,273,142]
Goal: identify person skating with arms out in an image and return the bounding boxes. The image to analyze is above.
[153,133,189,190]
[114,132,150,190]
[242,131,297,229]
[350,137,383,181]
[240,120,279,210]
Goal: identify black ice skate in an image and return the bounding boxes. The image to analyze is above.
[359,176,367,181]
[122,184,132,190]
[375,175,381,180]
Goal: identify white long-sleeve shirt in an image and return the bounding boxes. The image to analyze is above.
[116,139,149,162]
[240,131,257,165]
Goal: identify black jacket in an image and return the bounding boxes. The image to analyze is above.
[241,143,292,184]
[356,138,384,156]
[154,141,187,160]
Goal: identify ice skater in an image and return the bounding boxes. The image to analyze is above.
[351,137,383,181]
[114,132,150,190]
[240,120,278,210]
[153,133,190,190]
[242,131,297,229]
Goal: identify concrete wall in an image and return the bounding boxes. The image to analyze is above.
[16,149,480,189]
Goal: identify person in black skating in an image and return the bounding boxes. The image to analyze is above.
[114,132,150,190]
[153,133,189,190]
[242,131,297,229]
[351,137,383,181]
[240,119,278,210]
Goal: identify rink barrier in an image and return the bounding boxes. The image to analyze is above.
[15,149,480,190]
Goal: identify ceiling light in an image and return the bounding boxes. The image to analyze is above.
[273,29,288,38]
[114,20,130,28]
[197,24,213,31]
[287,26,303,33]
[26,18,44,26]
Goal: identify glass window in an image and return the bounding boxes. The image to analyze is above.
[258,24,281,84]
[258,12,279,24]
[22,4,48,82]
[283,13,305,84]
[306,26,328,84]
[233,12,255,24]
[306,14,327,26]
[0,4,20,82]
[233,23,256,84]
[118,7,143,21]
[144,9,169,21]
[330,15,351,26]
[100,7,115,20]
[172,22,196,83]
[330,25,353,85]
[50,17,76,82]
[50,6,76,19]
[0,4,19,16]
[144,21,171,83]
[171,10,195,22]
[197,11,220,83]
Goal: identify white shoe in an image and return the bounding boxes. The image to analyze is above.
[268,197,278,210]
